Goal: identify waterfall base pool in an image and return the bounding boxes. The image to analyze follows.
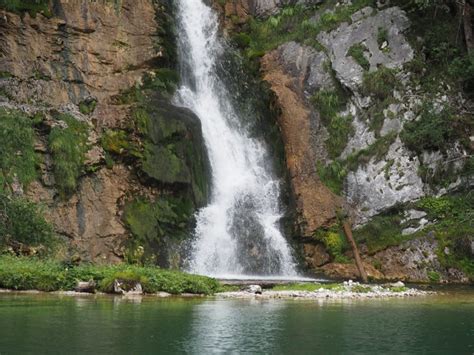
[0,289,473,353]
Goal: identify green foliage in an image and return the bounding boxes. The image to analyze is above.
[317,160,347,195]
[351,284,371,293]
[389,286,408,292]
[313,226,348,261]
[400,103,457,153]
[0,255,220,294]
[427,270,440,282]
[353,210,408,253]
[0,0,52,18]
[377,27,389,47]
[361,66,399,99]
[312,89,353,158]
[347,43,370,70]
[78,99,97,115]
[0,109,38,191]
[48,114,89,198]
[0,193,54,248]
[237,0,376,57]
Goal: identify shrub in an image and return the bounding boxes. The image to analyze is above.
[0,193,54,248]
[400,103,456,153]
[361,66,399,99]
[48,114,89,197]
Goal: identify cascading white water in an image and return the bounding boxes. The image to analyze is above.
[175,0,297,277]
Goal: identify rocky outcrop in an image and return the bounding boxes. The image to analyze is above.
[261,47,341,236]
[0,1,161,112]
[0,1,209,265]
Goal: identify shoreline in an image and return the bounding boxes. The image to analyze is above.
[0,283,435,300]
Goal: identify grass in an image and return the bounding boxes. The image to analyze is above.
[347,43,370,70]
[361,66,399,100]
[311,88,353,159]
[48,114,89,198]
[0,255,220,295]
[0,108,38,191]
[272,283,344,292]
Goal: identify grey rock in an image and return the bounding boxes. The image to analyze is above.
[346,137,425,224]
[276,41,333,96]
[74,280,96,293]
[390,281,405,287]
[113,279,143,295]
[245,285,263,294]
[318,7,413,93]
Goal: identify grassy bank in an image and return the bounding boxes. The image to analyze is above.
[0,255,220,295]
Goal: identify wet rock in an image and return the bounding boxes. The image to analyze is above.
[390,281,405,288]
[245,285,263,294]
[74,280,96,293]
[113,279,143,295]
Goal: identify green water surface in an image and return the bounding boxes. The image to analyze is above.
[0,289,473,354]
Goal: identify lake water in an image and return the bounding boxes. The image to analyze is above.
[0,289,473,354]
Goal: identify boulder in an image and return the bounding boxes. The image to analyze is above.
[113,279,143,295]
[74,280,96,293]
[245,285,263,294]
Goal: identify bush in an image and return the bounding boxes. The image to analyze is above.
[0,193,54,248]
[400,103,455,153]
[0,108,38,191]
[361,66,399,99]
[48,114,89,197]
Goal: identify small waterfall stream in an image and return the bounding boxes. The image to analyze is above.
[175,0,297,277]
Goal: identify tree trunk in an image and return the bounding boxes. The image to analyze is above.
[462,0,474,54]
[342,221,368,283]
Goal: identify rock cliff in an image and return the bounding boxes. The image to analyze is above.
[0,0,209,266]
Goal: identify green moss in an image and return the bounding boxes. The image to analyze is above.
[347,43,370,70]
[142,144,190,184]
[0,71,13,79]
[123,196,194,261]
[0,255,220,294]
[101,129,141,159]
[0,193,54,249]
[0,108,38,191]
[48,114,89,198]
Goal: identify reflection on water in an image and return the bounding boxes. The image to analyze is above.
[0,292,473,354]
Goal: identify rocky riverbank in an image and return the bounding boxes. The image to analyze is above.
[217,281,432,299]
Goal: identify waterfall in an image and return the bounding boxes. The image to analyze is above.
[175,0,297,277]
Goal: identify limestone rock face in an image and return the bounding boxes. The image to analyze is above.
[318,7,413,93]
